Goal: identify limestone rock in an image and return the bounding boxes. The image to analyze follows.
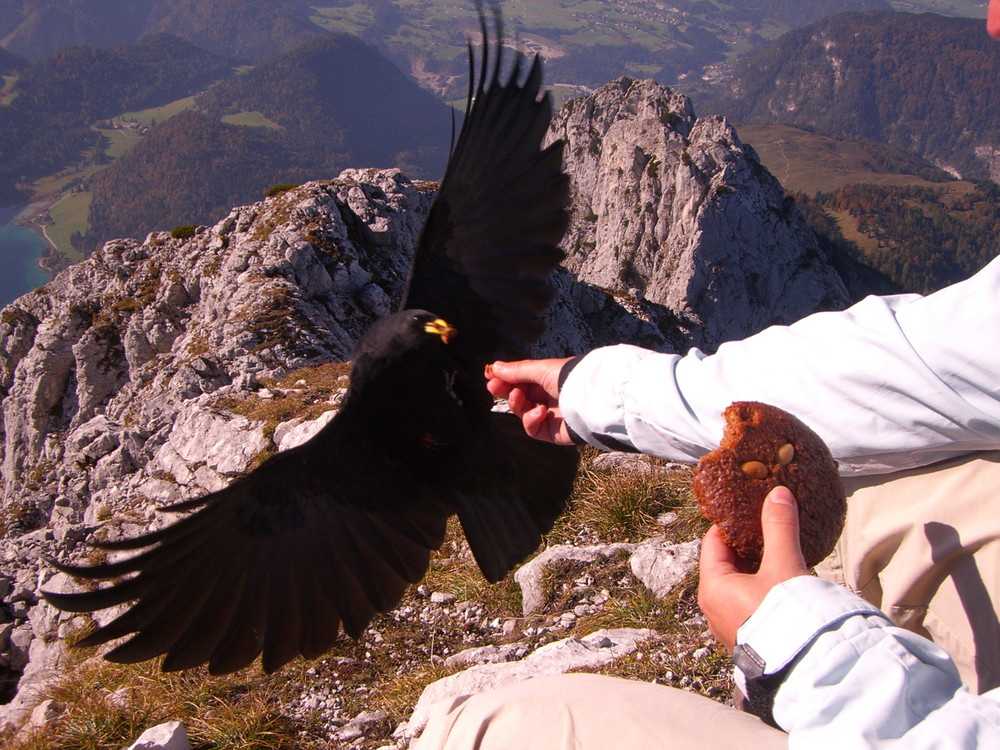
[548,77,851,350]
[629,539,702,598]
[273,409,338,452]
[333,709,389,743]
[125,721,192,750]
[515,543,639,615]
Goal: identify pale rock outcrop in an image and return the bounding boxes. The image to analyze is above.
[550,77,850,348]
[630,539,702,598]
[515,542,639,615]
[125,721,192,750]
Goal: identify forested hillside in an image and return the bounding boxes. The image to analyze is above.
[0,46,25,75]
[702,12,1000,179]
[196,34,452,177]
[796,181,1000,293]
[81,111,305,249]
[77,34,453,252]
[0,33,232,204]
[0,0,317,63]
[1,0,897,99]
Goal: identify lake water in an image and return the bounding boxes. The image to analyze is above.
[0,204,50,309]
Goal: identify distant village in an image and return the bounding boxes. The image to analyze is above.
[101,118,150,136]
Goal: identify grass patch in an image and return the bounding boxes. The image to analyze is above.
[551,454,704,544]
[118,95,199,127]
[212,361,352,430]
[422,519,525,620]
[9,655,313,750]
[222,111,283,130]
[46,192,90,261]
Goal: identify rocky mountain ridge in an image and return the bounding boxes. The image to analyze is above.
[1,78,851,745]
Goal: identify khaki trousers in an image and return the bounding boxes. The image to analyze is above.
[817,450,1000,694]
[414,673,788,749]
[415,451,1000,747]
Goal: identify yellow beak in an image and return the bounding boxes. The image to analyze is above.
[424,318,456,344]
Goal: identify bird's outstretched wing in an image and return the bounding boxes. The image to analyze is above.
[401,6,570,369]
[43,430,452,674]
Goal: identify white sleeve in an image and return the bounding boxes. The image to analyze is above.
[735,577,1000,748]
[559,256,1000,475]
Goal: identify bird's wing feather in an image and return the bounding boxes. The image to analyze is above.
[43,427,450,674]
[454,413,579,583]
[401,8,569,368]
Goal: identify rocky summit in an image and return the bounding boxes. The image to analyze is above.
[1,80,851,745]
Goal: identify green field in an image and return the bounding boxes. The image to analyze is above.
[220,110,283,129]
[119,94,198,127]
[46,192,89,262]
[888,0,987,17]
[309,3,373,35]
[27,92,287,259]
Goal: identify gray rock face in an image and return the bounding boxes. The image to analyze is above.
[630,538,701,598]
[515,542,639,615]
[549,77,850,348]
[0,81,857,732]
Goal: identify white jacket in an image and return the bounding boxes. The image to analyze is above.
[560,254,1000,476]
[559,255,1000,745]
[739,577,1000,747]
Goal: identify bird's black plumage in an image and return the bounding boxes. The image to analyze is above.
[43,5,579,676]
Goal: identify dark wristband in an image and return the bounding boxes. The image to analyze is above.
[557,357,587,446]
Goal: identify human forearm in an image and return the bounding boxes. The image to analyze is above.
[560,258,1000,474]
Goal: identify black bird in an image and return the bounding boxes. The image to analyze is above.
[43,7,578,675]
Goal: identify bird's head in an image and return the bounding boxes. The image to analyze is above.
[349,310,457,390]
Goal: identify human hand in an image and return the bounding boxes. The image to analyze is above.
[990,0,1000,39]
[697,486,810,652]
[485,358,575,445]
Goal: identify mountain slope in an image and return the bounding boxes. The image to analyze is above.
[702,11,1000,180]
[0,45,25,75]
[78,34,454,251]
[83,111,305,246]
[0,33,233,204]
[196,33,453,176]
[2,0,895,95]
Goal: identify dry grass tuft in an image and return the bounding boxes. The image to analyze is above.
[550,453,706,545]
[9,656,307,750]
[212,361,352,429]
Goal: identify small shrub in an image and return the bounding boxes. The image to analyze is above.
[265,183,298,198]
[170,224,198,240]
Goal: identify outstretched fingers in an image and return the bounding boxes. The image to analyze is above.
[485,358,576,445]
